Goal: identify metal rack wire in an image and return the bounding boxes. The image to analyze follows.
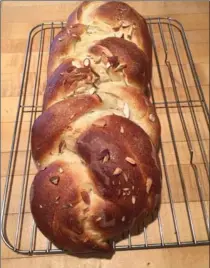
[1,17,209,255]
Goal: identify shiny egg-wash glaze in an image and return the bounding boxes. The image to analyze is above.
[30,1,162,253]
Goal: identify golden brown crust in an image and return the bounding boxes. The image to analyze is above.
[32,94,102,163]
[31,116,161,252]
[43,58,99,110]
[67,1,152,79]
[77,115,161,203]
[47,24,87,78]
[89,37,149,89]
[30,161,112,252]
[30,1,161,253]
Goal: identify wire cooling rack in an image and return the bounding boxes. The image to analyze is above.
[1,18,209,255]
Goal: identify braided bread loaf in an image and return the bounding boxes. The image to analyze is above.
[30,1,162,253]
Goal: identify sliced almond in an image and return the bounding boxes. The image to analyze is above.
[55,196,60,201]
[133,24,137,29]
[62,203,73,209]
[120,126,124,133]
[83,58,91,67]
[59,167,63,173]
[59,140,66,154]
[49,176,60,185]
[127,26,134,39]
[96,217,102,222]
[125,157,136,165]
[122,21,131,28]
[123,173,128,182]
[89,88,97,95]
[93,120,106,127]
[123,188,129,191]
[144,97,151,106]
[58,38,63,41]
[114,63,127,72]
[146,178,153,194]
[123,103,130,119]
[132,195,136,204]
[113,167,123,176]
[121,216,126,222]
[106,62,111,69]
[72,33,80,38]
[149,114,156,122]
[103,154,110,163]
[39,205,43,208]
